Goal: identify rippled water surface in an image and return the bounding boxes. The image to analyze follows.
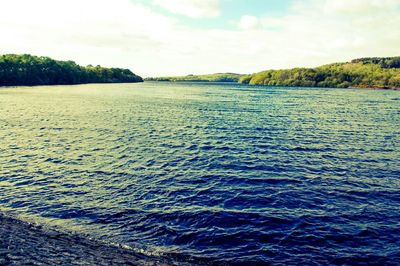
[1,82,399,264]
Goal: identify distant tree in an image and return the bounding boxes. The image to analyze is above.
[145,73,243,83]
[0,54,143,86]
[240,56,400,89]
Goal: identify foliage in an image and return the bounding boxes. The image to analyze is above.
[351,57,400,68]
[240,57,400,89]
[0,54,143,86]
[146,73,243,83]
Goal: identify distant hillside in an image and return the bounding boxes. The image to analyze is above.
[0,54,143,86]
[146,73,243,83]
[240,57,400,89]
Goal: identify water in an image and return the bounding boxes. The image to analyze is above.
[1,82,399,265]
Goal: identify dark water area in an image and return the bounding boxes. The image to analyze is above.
[0,82,399,265]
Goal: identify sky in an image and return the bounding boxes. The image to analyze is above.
[1,0,399,77]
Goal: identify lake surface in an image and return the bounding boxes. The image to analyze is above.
[1,82,399,265]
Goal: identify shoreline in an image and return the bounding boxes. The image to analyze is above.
[0,81,144,88]
[0,213,197,266]
[1,81,399,90]
[144,80,400,90]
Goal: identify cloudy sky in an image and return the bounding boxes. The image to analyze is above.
[1,0,399,77]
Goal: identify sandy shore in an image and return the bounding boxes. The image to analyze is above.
[0,214,197,266]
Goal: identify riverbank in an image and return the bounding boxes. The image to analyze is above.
[146,80,400,90]
[146,56,400,90]
[0,213,195,266]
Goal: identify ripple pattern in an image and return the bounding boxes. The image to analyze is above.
[0,83,400,264]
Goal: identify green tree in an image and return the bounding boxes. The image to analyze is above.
[0,54,143,86]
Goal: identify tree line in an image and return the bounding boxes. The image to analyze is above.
[145,73,242,82]
[146,56,400,89]
[239,57,400,89]
[0,54,143,86]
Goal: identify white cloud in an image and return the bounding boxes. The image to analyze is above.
[0,0,178,76]
[232,0,400,71]
[238,15,261,30]
[152,0,220,18]
[0,0,399,77]
[323,0,399,14]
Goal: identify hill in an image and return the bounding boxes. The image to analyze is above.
[0,54,143,86]
[240,57,400,89]
[145,73,243,83]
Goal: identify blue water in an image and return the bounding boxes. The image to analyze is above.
[0,82,399,264]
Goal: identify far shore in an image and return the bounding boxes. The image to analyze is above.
[1,79,399,91]
[0,82,144,88]
[144,80,400,91]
